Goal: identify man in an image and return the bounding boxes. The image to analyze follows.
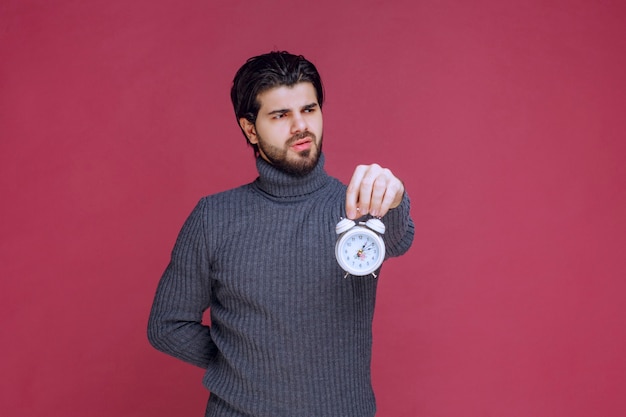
[148,51,415,417]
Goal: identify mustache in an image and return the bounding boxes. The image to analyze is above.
[287,131,316,145]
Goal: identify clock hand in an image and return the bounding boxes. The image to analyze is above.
[362,242,376,251]
[354,245,368,260]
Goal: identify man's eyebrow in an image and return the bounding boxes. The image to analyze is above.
[266,102,318,116]
[267,108,289,116]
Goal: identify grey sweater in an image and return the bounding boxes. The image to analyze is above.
[148,154,415,417]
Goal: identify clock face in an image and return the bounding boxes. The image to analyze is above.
[335,226,385,276]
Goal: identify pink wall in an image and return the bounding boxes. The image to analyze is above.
[2,1,625,416]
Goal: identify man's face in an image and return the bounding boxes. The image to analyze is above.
[240,82,323,176]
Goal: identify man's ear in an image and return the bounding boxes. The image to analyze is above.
[239,118,258,144]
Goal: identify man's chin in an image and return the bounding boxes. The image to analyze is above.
[280,152,320,176]
[258,140,322,176]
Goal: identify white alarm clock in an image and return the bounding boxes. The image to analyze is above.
[335,217,386,277]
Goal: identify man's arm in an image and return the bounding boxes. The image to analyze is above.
[147,199,217,368]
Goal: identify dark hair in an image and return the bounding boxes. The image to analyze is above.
[230,51,324,153]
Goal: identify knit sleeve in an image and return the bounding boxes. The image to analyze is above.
[382,191,415,258]
[147,198,217,368]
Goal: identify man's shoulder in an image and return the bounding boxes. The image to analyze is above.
[198,183,254,204]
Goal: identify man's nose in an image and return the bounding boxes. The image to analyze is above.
[291,113,307,133]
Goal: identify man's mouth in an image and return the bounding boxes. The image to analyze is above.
[290,137,313,152]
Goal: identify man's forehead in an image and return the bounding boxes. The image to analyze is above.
[257,82,318,110]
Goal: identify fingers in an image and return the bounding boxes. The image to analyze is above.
[345,165,368,219]
[345,164,405,219]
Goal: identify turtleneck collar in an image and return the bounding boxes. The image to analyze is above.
[253,153,331,199]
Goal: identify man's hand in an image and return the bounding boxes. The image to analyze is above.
[345,164,405,219]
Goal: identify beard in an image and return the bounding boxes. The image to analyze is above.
[257,131,323,177]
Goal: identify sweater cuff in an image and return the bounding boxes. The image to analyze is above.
[382,191,414,256]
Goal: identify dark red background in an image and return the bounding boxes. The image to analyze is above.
[2,1,625,416]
